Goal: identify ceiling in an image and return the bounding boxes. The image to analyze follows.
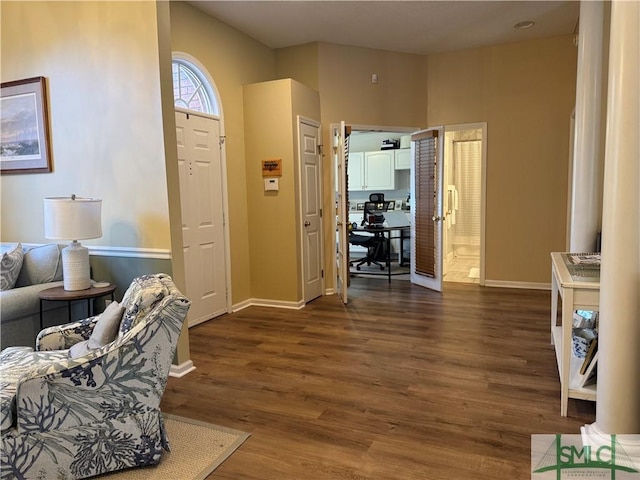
[187,1,580,56]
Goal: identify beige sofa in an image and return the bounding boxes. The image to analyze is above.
[0,243,81,349]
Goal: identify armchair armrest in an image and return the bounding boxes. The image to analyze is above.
[35,316,99,351]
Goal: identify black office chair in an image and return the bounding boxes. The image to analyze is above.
[350,194,390,270]
[349,230,386,271]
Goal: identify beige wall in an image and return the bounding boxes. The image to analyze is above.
[243,79,321,302]
[169,2,276,303]
[312,43,429,290]
[276,43,320,92]
[277,38,577,287]
[427,35,577,283]
[318,43,429,128]
[0,1,171,250]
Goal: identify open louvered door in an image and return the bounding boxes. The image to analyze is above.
[332,121,350,304]
[410,127,444,291]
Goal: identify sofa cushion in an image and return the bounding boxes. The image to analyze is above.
[15,244,62,287]
[0,243,23,291]
[69,301,125,358]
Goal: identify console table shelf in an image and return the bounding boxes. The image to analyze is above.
[550,252,600,416]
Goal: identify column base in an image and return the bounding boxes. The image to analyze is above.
[582,422,640,464]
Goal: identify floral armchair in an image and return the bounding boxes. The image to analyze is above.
[0,274,190,479]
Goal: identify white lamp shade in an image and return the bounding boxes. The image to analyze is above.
[44,197,102,241]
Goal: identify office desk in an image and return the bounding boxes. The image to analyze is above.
[351,225,410,283]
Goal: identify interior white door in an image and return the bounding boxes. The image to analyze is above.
[175,111,227,326]
[410,126,445,292]
[332,121,349,304]
[299,118,323,303]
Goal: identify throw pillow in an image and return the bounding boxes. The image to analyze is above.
[0,243,23,291]
[15,244,61,287]
[69,301,125,359]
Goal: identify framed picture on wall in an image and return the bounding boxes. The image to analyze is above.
[1,76,52,174]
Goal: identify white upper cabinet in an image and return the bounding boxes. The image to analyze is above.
[348,150,395,191]
[395,149,411,170]
[347,152,365,191]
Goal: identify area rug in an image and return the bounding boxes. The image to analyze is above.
[100,414,250,480]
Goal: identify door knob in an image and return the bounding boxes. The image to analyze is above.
[432,216,441,222]
[304,221,311,226]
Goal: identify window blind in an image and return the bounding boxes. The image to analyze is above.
[413,134,437,278]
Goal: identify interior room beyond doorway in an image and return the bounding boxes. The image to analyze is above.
[347,129,413,281]
[443,127,483,285]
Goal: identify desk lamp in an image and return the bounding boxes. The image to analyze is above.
[44,195,102,291]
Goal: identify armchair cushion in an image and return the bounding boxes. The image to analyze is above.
[0,243,23,291]
[68,301,125,358]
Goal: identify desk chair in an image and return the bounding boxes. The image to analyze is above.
[350,194,389,270]
[349,231,386,271]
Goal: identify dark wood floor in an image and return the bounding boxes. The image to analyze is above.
[161,279,595,479]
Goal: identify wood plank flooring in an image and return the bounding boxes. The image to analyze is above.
[161,280,595,479]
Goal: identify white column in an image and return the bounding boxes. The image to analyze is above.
[584,0,640,435]
[569,1,606,252]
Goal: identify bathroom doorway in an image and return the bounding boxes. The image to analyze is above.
[442,124,486,284]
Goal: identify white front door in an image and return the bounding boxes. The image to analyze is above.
[299,118,323,303]
[332,121,349,304]
[175,111,227,326]
[411,127,445,292]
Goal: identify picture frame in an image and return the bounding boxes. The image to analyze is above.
[1,76,52,174]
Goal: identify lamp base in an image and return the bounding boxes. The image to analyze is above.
[62,241,91,291]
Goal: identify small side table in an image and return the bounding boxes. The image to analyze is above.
[39,284,117,330]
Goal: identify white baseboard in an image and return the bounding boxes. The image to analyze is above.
[231,299,253,312]
[169,360,196,378]
[232,297,305,312]
[484,280,550,290]
[248,298,305,309]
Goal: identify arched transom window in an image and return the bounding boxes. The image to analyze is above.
[172,58,219,115]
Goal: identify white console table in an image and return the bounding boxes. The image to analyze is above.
[550,252,600,416]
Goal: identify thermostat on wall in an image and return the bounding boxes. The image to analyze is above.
[264,178,279,191]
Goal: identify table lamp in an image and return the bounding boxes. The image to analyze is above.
[44,195,102,291]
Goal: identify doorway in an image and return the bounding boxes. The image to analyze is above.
[298,117,324,303]
[175,111,228,326]
[442,124,485,285]
[172,53,231,326]
[334,122,486,299]
[333,123,417,303]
